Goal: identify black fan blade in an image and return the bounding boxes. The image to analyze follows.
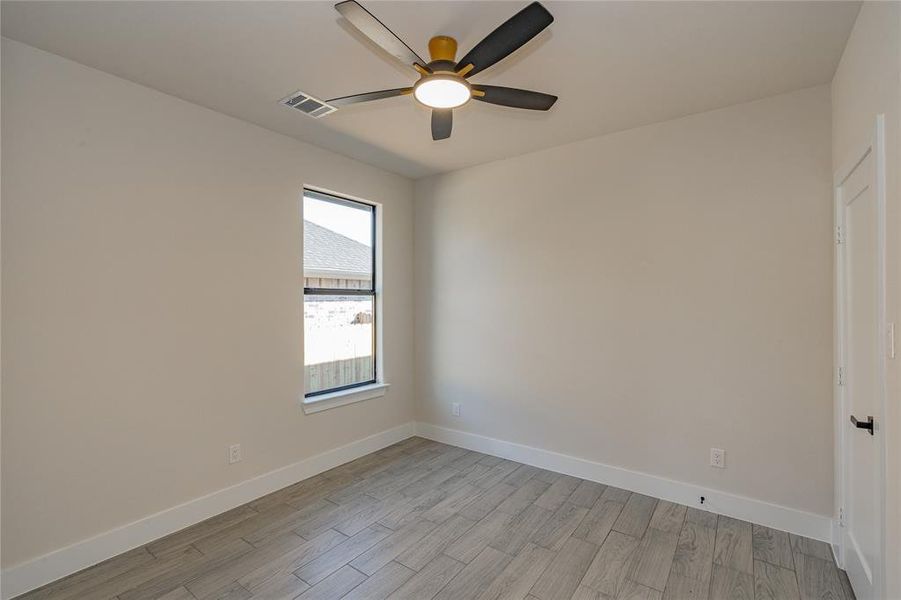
[431,110,452,140]
[327,88,412,107]
[455,2,553,77]
[472,85,557,110]
[335,1,426,71]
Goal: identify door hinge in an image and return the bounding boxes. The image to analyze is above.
[837,366,845,386]
[835,225,844,244]
[839,507,845,527]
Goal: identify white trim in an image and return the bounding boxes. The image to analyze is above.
[2,419,839,599]
[0,422,416,600]
[415,422,834,542]
[301,382,390,414]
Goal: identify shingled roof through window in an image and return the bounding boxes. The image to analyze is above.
[303,220,372,278]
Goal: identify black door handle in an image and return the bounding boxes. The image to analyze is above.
[850,415,875,435]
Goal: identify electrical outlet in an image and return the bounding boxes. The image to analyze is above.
[228,444,242,464]
[451,402,461,417]
[710,448,725,468]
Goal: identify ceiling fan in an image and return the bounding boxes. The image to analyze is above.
[325,1,558,141]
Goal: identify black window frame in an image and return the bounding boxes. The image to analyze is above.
[303,189,377,398]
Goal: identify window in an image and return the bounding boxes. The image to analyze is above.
[303,189,377,399]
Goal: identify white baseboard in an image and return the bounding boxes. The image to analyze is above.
[1,422,416,600]
[415,422,834,543]
[3,419,835,599]
[831,520,844,569]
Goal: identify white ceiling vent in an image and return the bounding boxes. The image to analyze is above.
[279,91,337,118]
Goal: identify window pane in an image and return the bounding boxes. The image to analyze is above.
[303,192,373,290]
[304,295,374,395]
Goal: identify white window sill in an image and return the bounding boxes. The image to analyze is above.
[302,383,390,414]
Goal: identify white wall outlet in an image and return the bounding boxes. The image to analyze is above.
[451,402,461,417]
[228,443,242,464]
[710,448,725,468]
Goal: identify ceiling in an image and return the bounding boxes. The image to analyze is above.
[1,1,860,178]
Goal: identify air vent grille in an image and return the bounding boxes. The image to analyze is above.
[279,91,337,118]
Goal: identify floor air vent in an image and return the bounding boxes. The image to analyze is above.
[279,91,337,118]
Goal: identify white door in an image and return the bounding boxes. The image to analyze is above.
[836,116,886,600]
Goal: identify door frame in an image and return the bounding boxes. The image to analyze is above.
[833,114,887,598]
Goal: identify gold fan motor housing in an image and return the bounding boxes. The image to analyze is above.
[428,36,458,62]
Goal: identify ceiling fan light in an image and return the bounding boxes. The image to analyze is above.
[413,76,471,109]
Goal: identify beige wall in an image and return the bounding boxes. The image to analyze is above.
[415,86,834,516]
[1,18,870,578]
[0,39,415,567]
[831,2,901,595]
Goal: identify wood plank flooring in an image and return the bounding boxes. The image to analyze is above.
[16,437,855,600]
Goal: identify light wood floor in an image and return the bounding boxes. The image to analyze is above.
[18,437,855,600]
